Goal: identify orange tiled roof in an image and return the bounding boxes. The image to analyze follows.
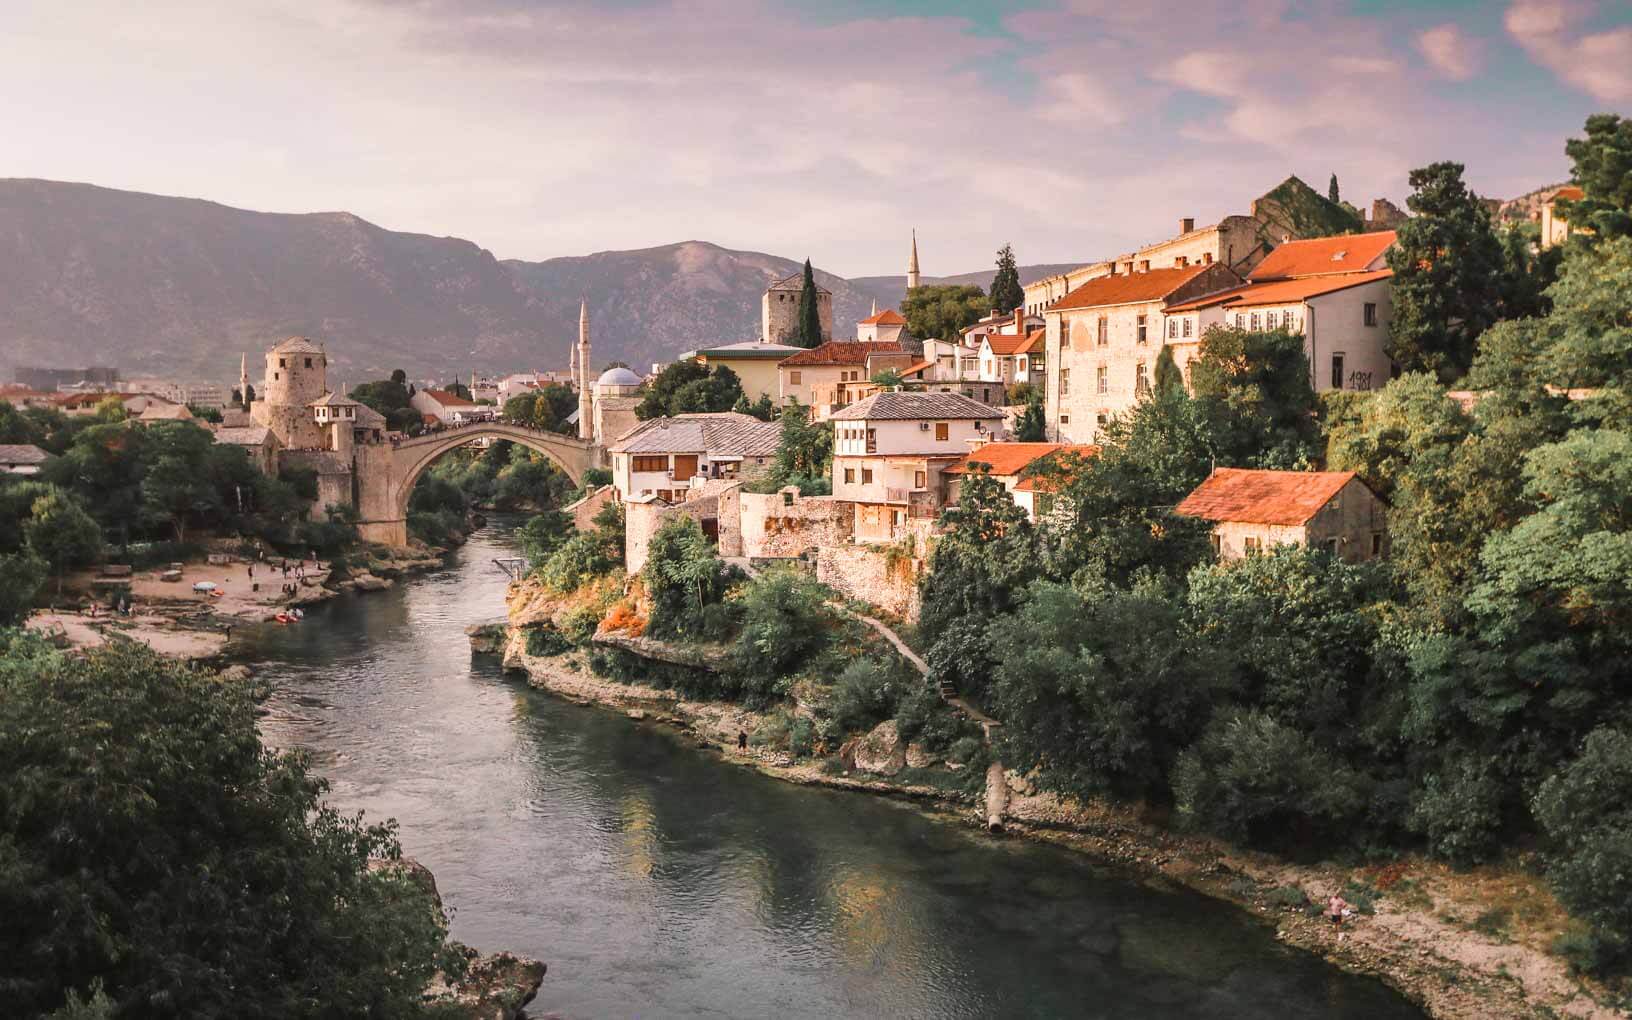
[860,308,906,326]
[1552,186,1584,202]
[899,359,935,377]
[1049,264,1214,311]
[943,442,1098,478]
[1248,231,1396,280]
[780,341,902,367]
[422,388,476,407]
[1175,467,1360,526]
[986,329,1045,355]
[1165,270,1392,313]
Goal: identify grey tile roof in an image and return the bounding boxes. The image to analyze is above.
[271,336,324,354]
[767,272,832,295]
[608,412,783,457]
[829,391,1004,421]
[0,444,48,464]
[213,426,274,446]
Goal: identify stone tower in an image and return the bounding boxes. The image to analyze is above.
[907,229,921,291]
[251,336,328,449]
[760,271,832,344]
[577,299,594,441]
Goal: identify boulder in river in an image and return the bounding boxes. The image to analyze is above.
[849,720,906,776]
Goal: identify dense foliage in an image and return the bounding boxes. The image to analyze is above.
[350,375,423,434]
[794,258,824,348]
[502,384,578,432]
[902,284,986,340]
[0,634,451,1017]
[635,360,744,419]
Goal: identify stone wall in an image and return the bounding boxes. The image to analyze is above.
[739,489,848,559]
[565,484,617,531]
[624,480,742,573]
[279,449,354,521]
[815,541,925,621]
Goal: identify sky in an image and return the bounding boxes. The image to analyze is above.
[1,0,1628,276]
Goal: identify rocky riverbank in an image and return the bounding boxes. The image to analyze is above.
[490,624,1619,1020]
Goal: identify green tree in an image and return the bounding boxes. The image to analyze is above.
[349,379,419,434]
[869,368,904,388]
[1328,173,1340,204]
[1153,343,1183,398]
[642,516,738,639]
[1533,728,1632,965]
[1188,325,1320,467]
[1014,392,1046,441]
[25,489,102,593]
[795,259,824,348]
[730,568,835,700]
[769,401,832,490]
[0,550,47,625]
[989,243,1024,314]
[517,508,571,568]
[902,284,987,341]
[635,361,743,419]
[1561,113,1632,243]
[187,403,223,423]
[731,393,777,421]
[229,384,255,408]
[0,634,449,1018]
[1386,161,1508,382]
[442,381,472,401]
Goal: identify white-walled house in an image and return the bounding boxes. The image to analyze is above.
[830,391,1004,542]
[856,308,908,344]
[410,388,478,425]
[606,412,782,503]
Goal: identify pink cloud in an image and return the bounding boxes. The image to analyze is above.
[1416,24,1482,80]
[1506,0,1632,101]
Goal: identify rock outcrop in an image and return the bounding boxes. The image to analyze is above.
[842,720,906,776]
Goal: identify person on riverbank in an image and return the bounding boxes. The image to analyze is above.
[1328,893,1350,926]
[737,730,747,751]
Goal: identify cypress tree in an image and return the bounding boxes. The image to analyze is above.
[1014,393,1047,441]
[990,243,1024,314]
[796,259,823,348]
[1328,174,1340,204]
[1153,344,1184,397]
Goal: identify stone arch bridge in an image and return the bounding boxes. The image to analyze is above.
[355,422,602,546]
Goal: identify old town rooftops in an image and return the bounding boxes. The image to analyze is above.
[607,412,782,457]
[943,442,1099,477]
[859,308,906,326]
[420,388,476,407]
[1165,270,1392,313]
[1048,264,1215,311]
[985,329,1044,355]
[779,341,903,367]
[1175,468,1365,526]
[829,391,1004,422]
[1247,231,1396,280]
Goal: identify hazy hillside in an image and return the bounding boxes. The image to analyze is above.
[847,264,1085,313]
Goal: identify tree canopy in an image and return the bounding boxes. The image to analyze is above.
[902,284,987,341]
[635,361,744,419]
[1561,113,1632,243]
[989,244,1024,315]
[794,259,824,348]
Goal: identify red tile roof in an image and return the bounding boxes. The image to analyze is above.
[1248,231,1396,280]
[943,442,1098,478]
[985,329,1045,355]
[422,388,476,407]
[1175,468,1362,526]
[860,308,906,326]
[899,359,935,377]
[1552,186,1584,202]
[780,341,902,367]
[1165,270,1392,313]
[1049,264,1214,311]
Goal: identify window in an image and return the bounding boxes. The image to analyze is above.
[1233,313,1245,328]
[844,468,855,484]
[1364,302,1378,327]
[914,470,926,489]
[1060,368,1071,396]
[632,455,668,472]
[1183,317,1193,338]
[935,422,949,441]
[1167,318,1178,339]
[1244,536,1262,555]
[861,468,873,484]
[1060,319,1072,347]
[1371,532,1383,556]
[304,357,312,368]
[1097,316,1108,346]
[1135,362,1149,396]
[1097,365,1108,394]
[789,370,802,385]
[1210,533,1221,556]
[278,358,286,368]
[1136,314,1148,344]
[1059,414,1070,425]
[1331,353,1345,389]
[1325,537,1340,555]
[1096,412,1107,428]
[1250,312,1261,330]
[1266,311,1279,329]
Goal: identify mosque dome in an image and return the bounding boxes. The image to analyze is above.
[596,367,642,388]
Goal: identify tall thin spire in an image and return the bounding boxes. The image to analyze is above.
[577,297,594,441]
[239,352,249,408]
[871,298,877,316]
[907,229,921,291]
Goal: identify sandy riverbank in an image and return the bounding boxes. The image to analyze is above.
[495,632,1620,1020]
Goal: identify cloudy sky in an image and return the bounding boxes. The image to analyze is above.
[2,0,1628,275]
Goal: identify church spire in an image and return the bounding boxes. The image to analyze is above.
[907,229,921,291]
[577,297,594,441]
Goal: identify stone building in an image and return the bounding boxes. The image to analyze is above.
[1175,467,1388,563]
[856,307,907,344]
[762,272,832,345]
[250,337,330,450]
[1023,215,1264,315]
[591,366,644,445]
[777,341,906,419]
[606,412,781,504]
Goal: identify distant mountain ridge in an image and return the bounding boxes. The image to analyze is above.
[0,179,1083,383]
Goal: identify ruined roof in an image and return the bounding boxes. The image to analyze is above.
[608,412,783,457]
[859,308,906,326]
[0,444,48,464]
[270,336,325,355]
[1165,270,1392,313]
[1049,264,1215,311]
[829,391,1003,422]
[1175,468,1362,526]
[213,426,274,446]
[780,341,903,367]
[985,329,1045,355]
[767,272,832,295]
[1247,231,1396,280]
[943,442,1098,478]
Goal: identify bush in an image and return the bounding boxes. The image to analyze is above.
[0,551,47,626]
[1534,728,1632,956]
[823,658,907,736]
[893,681,978,754]
[1266,885,1309,910]
[524,626,569,658]
[539,533,616,594]
[753,708,816,757]
[731,569,833,687]
[1408,755,1508,865]
[643,517,741,640]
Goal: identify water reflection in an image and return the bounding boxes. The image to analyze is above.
[250,519,1423,1020]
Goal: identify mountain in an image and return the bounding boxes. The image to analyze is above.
[0,179,1092,383]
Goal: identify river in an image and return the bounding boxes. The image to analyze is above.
[248,518,1423,1019]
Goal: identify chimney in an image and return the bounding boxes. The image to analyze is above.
[1203,252,1213,264]
[1013,307,1024,335]
[1180,217,1195,234]
[1175,256,1188,268]
[1139,259,1150,272]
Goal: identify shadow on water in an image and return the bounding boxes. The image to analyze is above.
[247,517,1424,1020]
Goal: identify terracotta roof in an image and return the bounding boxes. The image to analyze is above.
[421,388,476,407]
[829,391,1003,422]
[1166,270,1392,313]
[0,443,48,464]
[860,308,906,326]
[943,442,1097,477]
[986,329,1045,355]
[780,341,902,367]
[1248,231,1396,280]
[1552,186,1584,202]
[607,412,782,457]
[1049,264,1214,311]
[899,360,935,377]
[1175,468,1361,526]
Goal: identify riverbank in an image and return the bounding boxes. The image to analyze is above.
[495,632,1618,1020]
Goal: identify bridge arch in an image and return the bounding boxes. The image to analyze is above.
[355,422,602,546]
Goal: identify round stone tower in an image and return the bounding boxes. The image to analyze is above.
[252,336,329,449]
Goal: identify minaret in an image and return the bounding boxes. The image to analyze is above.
[239,352,249,408]
[871,298,877,316]
[907,229,921,291]
[577,298,594,441]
